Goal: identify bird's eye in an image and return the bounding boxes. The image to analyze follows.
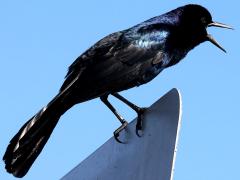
[201,17,207,24]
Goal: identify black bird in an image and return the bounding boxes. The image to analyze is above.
[3,4,232,178]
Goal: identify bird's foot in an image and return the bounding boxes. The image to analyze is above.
[114,120,128,143]
[136,108,147,137]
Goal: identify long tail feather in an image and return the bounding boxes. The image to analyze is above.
[3,94,71,178]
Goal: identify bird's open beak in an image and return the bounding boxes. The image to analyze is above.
[208,22,233,29]
[206,22,233,53]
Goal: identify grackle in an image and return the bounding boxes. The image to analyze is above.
[3,4,232,178]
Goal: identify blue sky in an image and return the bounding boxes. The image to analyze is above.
[0,1,239,180]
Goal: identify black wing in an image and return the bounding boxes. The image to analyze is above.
[60,27,168,95]
[60,31,125,92]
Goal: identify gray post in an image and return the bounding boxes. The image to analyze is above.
[61,88,182,180]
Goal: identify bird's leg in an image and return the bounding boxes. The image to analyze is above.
[100,95,128,143]
[112,93,146,137]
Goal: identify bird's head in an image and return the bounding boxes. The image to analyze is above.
[173,4,233,52]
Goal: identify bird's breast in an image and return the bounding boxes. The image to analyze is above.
[136,51,170,85]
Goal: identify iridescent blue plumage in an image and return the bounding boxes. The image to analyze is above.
[134,30,169,49]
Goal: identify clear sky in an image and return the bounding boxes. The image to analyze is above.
[0,1,239,180]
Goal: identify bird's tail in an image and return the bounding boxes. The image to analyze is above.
[3,93,72,178]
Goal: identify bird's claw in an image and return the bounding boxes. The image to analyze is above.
[136,119,143,137]
[136,108,146,137]
[113,120,128,143]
